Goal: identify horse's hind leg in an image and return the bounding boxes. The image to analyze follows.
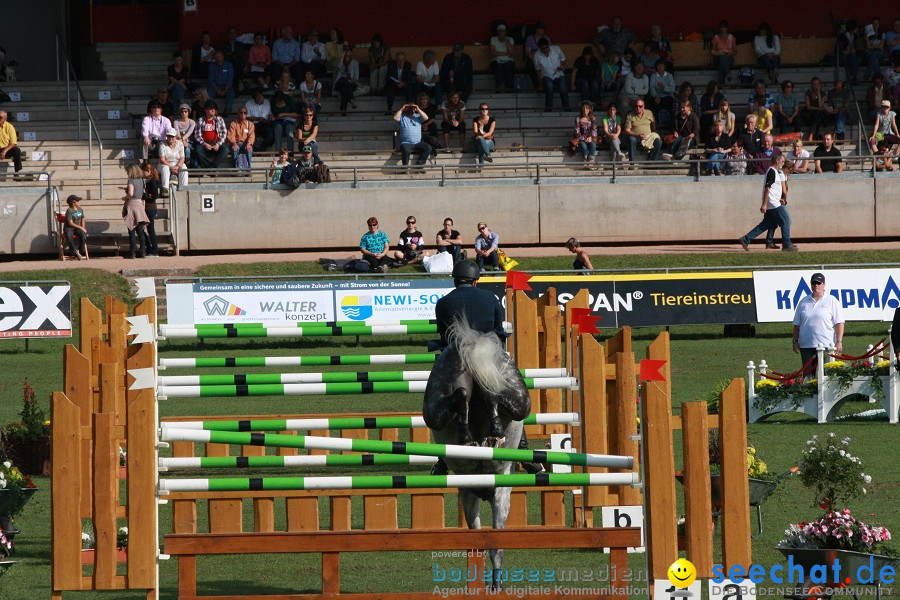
[451,387,475,445]
[489,485,512,590]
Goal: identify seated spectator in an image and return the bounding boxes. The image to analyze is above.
[621,47,636,80]
[751,133,781,175]
[639,42,659,71]
[785,139,810,173]
[841,21,865,83]
[294,145,321,183]
[245,90,273,151]
[324,28,346,79]
[724,138,749,175]
[601,51,622,95]
[207,51,235,115]
[813,132,843,173]
[740,114,764,155]
[704,119,732,175]
[623,99,662,161]
[535,37,570,111]
[803,77,826,141]
[269,148,291,184]
[524,22,548,91]
[297,108,319,159]
[565,237,593,271]
[699,81,725,133]
[334,45,360,116]
[887,19,900,60]
[299,70,323,116]
[300,29,327,79]
[440,91,466,150]
[393,103,432,167]
[190,87,210,121]
[595,17,635,57]
[865,18,886,81]
[64,195,87,260]
[395,216,426,265]
[753,95,774,135]
[716,99,736,137]
[602,103,625,161]
[869,100,900,152]
[435,217,463,263]
[171,103,196,160]
[474,222,500,271]
[473,103,496,166]
[825,80,852,140]
[675,81,700,115]
[270,25,301,85]
[574,101,599,164]
[227,107,255,168]
[368,34,390,94]
[159,127,189,189]
[618,62,648,115]
[193,100,228,169]
[0,110,23,174]
[417,93,439,139]
[191,31,215,80]
[386,52,414,114]
[746,80,775,114]
[222,26,246,92]
[648,61,676,119]
[875,139,897,171]
[648,23,675,73]
[572,46,602,105]
[274,69,296,98]
[867,74,889,121]
[360,217,392,272]
[709,20,735,84]
[754,23,781,83]
[271,91,298,153]
[167,51,191,105]
[664,100,700,160]
[247,32,272,89]
[441,43,474,102]
[887,56,900,106]
[148,87,175,119]
[140,102,172,160]
[775,80,801,133]
[490,24,515,93]
[416,50,443,106]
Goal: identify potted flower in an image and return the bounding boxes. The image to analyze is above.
[1,380,51,476]
[81,525,128,565]
[752,376,818,415]
[0,457,38,541]
[777,433,899,582]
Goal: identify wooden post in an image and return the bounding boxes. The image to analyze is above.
[92,412,117,589]
[512,290,541,436]
[578,333,611,508]
[615,352,642,506]
[51,391,83,592]
[681,402,714,578]
[720,378,752,571]
[540,303,564,435]
[64,344,94,518]
[79,297,103,357]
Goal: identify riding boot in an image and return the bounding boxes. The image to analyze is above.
[518,428,545,474]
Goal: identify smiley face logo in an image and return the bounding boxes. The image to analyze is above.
[667,558,696,588]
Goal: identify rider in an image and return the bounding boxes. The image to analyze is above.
[430,260,543,475]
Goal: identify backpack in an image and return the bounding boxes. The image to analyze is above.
[280,162,301,189]
[234,152,250,170]
[344,259,370,273]
[314,161,331,183]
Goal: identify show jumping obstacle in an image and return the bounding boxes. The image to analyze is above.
[158,352,439,368]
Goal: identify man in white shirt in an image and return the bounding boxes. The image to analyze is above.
[416,50,443,106]
[140,102,172,159]
[792,272,844,372]
[739,154,797,252]
[300,29,327,79]
[534,37,569,111]
[244,90,273,151]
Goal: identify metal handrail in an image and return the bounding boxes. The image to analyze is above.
[55,31,104,201]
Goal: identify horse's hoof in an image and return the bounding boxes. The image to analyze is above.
[483,436,505,448]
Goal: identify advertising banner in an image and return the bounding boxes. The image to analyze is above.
[191,281,335,324]
[0,284,72,338]
[333,279,453,321]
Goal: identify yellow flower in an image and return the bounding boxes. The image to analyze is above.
[805,379,817,386]
[824,360,846,369]
[756,379,778,389]
[44,420,51,426]
[875,360,891,369]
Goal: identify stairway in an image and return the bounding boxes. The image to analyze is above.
[96,43,179,82]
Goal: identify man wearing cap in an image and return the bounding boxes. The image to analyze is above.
[159,127,188,188]
[193,100,228,169]
[294,145,321,183]
[0,111,23,174]
[870,100,899,152]
[792,272,844,372]
[227,107,256,168]
[440,43,474,102]
[140,102,172,160]
[534,37,569,111]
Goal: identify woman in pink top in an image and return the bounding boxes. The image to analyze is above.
[248,32,272,89]
[710,20,735,85]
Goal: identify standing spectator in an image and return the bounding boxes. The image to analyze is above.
[300,29,327,79]
[297,108,319,159]
[724,138,749,176]
[813,132,844,173]
[227,107,255,168]
[754,23,781,83]
[121,163,151,260]
[664,100,700,160]
[775,80,801,133]
[385,52,414,114]
[148,88,175,119]
[867,74,889,121]
[191,31,215,80]
[395,216,426,265]
[602,103,625,161]
[299,70,323,116]
[193,100,228,169]
[596,17,635,57]
[740,114,764,155]
[739,154,796,252]
[140,102,171,160]
[710,20,735,84]
[245,90,273,151]
[792,272,844,372]
[440,91,466,150]
[704,119,731,175]
[869,100,900,152]
[840,21,862,83]
[324,28,345,79]
[803,77,826,141]
[393,103,432,167]
[716,99,736,137]
[0,110,22,174]
[623,99,662,161]
[572,46,602,105]
[139,161,161,257]
[699,81,725,133]
[490,24,515,93]
[864,18,885,80]
[435,217,463,263]
[441,43,474,102]
[648,23,675,72]
[271,91,298,153]
[618,62,648,115]
[63,195,88,260]
[167,51,191,105]
[171,104,196,161]
[472,103,496,166]
[159,128,188,189]
[270,26,301,85]
[825,80,852,140]
[574,101,599,164]
[335,45,360,116]
[752,133,782,175]
[648,61,676,119]
[474,222,500,271]
[247,32,272,89]
[535,38,569,111]
[360,217,392,273]
[785,139,810,173]
[222,26,246,92]
[753,95,774,135]
[524,22,549,91]
[416,50,443,106]
[368,34,390,94]
[746,80,775,114]
[565,238,593,271]
[207,51,235,115]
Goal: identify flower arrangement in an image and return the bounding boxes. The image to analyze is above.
[823,360,889,401]
[753,377,818,413]
[2,380,50,454]
[781,509,892,554]
[0,530,12,558]
[81,525,128,550]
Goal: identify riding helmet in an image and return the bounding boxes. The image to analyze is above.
[452,259,481,283]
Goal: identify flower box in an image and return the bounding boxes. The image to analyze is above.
[81,548,127,565]
[776,547,900,585]
[0,487,38,519]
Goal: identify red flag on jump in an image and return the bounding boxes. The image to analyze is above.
[570,308,600,334]
[505,270,533,291]
[640,359,667,382]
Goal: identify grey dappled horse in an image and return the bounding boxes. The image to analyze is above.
[422,319,531,590]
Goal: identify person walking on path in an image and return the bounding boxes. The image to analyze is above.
[792,272,844,373]
[739,154,797,252]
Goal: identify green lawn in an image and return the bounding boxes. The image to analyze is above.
[1,253,899,599]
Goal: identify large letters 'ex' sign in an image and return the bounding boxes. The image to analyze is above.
[0,285,72,338]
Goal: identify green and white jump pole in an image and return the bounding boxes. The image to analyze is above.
[158,353,439,369]
[159,323,438,339]
[159,453,438,470]
[159,429,634,469]
[185,319,437,330]
[159,471,639,493]
[156,377,578,398]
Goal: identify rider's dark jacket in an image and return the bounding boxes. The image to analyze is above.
[435,284,505,346]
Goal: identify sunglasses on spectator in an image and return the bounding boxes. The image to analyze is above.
[478,226,486,231]
[407,220,416,224]
[635,104,645,108]
[480,107,489,111]
[239,111,248,114]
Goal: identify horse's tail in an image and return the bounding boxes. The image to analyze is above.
[446,317,515,397]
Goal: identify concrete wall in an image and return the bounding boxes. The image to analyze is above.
[0,191,55,255]
[3,0,66,81]
[875,178,900,238]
